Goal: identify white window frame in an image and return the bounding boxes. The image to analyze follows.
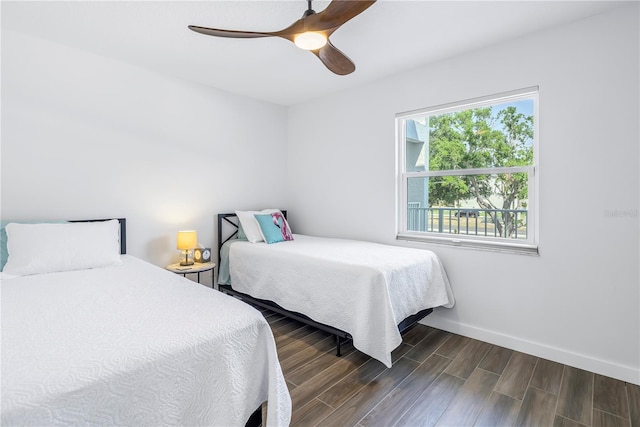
[396,87,539,255]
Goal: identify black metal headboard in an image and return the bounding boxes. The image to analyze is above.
[69,218,127,254]
[217,211,286,266]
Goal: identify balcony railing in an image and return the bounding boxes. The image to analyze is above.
[407,207,528,240]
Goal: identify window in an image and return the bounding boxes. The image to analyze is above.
[397,88,538,254]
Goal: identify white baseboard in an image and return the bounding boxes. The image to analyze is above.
[420,314,640,386]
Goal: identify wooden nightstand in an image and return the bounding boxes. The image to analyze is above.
[166,262,216,288]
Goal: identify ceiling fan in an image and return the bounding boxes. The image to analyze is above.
[188,0,377,76]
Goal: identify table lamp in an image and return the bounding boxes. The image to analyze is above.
[177,230,197,266]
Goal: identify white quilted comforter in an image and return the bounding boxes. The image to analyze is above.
[1,255,291,426]
[229,235,455,367]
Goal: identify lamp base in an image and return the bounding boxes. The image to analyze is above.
[180,249,194,266]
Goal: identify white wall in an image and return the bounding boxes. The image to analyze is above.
[1,30,289,269]
[287,5,640,384]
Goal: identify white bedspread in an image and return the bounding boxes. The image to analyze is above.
[229,235,455,367]
[1,255,291,426]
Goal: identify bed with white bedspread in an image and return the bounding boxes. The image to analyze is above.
[1,219,291,426]
[218,211,455,368]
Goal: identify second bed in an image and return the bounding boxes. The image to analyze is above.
[218,211,455,368]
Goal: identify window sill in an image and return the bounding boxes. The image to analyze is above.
[396,232,539,256]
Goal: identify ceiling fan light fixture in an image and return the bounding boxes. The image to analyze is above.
[294,32,327,50]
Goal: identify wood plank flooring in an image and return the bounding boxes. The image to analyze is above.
[260,308,640,427]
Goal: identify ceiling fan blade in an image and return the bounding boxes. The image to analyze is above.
[188,25,274,39]
[272,19,308,42]
[306,0,377,32]
[311,41,355,75]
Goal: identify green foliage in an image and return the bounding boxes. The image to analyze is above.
[427,105,533,237]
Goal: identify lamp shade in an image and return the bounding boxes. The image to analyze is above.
[177,230,197,250]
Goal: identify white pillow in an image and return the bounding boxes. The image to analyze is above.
[3,220,121,276]
[235,209,281,243]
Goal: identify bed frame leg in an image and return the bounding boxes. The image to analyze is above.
[336,336,342,357]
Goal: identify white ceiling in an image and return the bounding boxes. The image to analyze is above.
[2,1,625,106]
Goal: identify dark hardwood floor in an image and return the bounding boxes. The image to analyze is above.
[260,308,640,427]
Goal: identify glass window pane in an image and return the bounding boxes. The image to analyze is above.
[407,172,529,240]
[427,99,534,171]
